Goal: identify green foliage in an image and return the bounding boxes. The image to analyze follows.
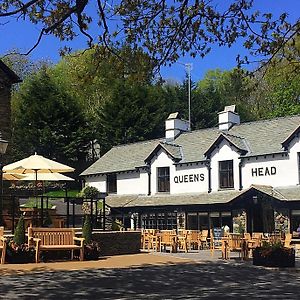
[79,186,100,199]
[43,190,80,198]
[13,215,26,245]
[96,80,167,154]
[11,66,92,162]
[0,1,297,71]
[193,68,254,129]
[82,215,92,244]
[112,219,124,231]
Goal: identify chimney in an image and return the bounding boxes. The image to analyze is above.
[218,105,240,130]
[165,112,189,140]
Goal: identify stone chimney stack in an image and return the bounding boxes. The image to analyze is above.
[218,105,240,131]
[165,112,189,140]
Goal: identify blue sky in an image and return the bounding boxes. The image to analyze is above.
[0,0,299,82]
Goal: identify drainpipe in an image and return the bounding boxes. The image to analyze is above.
[205,159,212,193]
[146,165,151,196]
[239,159,243,191]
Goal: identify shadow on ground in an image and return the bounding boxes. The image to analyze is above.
[0,258,299,299]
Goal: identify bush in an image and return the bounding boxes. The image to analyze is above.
[7,217,35,263]
[13,216,25,245]
[82,214,92,244]
[78,186,100,199]
[253,240,295,267]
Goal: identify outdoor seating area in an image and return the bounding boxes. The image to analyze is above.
[28,227,85,263]
[141,229,300,260]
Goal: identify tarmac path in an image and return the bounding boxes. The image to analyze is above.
[0,252,299,299]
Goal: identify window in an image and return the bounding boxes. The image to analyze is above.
[107,174,117,194]
[157,167,170,192]
[219,160,234,189]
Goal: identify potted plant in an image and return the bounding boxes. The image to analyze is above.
[6,216,34,263]
[82,214,100,260]
[253,240,295,268]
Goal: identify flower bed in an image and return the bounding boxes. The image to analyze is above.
[253,243,295,267]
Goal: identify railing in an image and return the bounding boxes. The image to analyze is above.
[1,194,113,233]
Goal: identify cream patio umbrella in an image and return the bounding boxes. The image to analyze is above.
[20,173,75,182]
[3,153,75,175]
[2,173,24,181]
[3,153,75,198]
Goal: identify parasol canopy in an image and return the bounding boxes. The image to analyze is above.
[2,173,24,181]
[20,173,74,181]
[3,153,74,174]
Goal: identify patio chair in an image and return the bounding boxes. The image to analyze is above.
[186,230,201,251]
[284,233,292,248]
[159,230,177,252]
[225,233,245,260]
[199,230,209,249]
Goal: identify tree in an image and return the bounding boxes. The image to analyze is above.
[0,1,299,71]
[193,68,254,128]
[96,80,167,154]
[12,67,92,163]
[247,35,300,118]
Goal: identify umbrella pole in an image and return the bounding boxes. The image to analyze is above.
[34,169,38,208]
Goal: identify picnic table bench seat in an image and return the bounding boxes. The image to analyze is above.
[28,227,85,263]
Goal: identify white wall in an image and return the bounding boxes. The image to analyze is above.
[150,149,175,194]
[117,170,148,195]
[85,175,107,192]
[85,135,300,196]
[242,154,291,188]
[172,163,208,194]
[210,140,240,192]
[85,171,148,195]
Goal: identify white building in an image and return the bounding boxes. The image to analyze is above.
[81,106,300,233]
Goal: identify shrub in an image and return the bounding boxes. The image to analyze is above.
[78,186,100,199]
[82,214,92,244]
[13,215,25,245]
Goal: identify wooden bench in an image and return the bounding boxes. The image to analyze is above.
[28,227,85,263]
[0,227,7,264]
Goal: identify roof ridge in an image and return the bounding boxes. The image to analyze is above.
[221,132,245,139]
[112,137,162,149]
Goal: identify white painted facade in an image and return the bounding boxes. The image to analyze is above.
[83,109,300,198]
[85,139,300,196]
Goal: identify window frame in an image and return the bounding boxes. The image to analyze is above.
[219,160,234,189]
[107,173,117,194]
[157,167,170,193]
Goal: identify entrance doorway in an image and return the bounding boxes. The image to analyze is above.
[248,200,275,233]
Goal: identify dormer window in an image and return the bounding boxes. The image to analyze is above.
[157,167,170,193]
[107,174,117,194]
[219,160,234,189]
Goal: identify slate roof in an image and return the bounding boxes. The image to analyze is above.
[81,114,300,176]
[106,189,245,208]
[106,185,300,208]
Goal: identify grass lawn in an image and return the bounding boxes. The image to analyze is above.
[21,190,80,208]
[43,190,80,197]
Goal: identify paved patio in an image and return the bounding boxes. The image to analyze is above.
[0,250,299,299]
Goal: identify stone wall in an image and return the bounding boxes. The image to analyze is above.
[91,231,141,256]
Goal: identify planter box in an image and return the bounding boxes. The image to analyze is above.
[253,247,295,267]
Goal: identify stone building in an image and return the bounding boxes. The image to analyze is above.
[0,60,21,157]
